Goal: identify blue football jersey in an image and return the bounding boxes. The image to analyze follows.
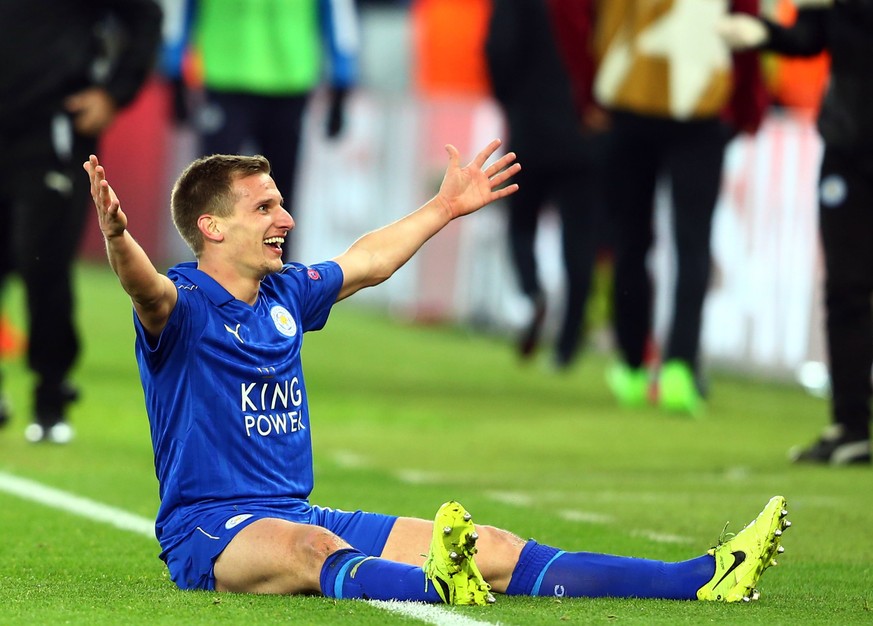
[133,261,343,549]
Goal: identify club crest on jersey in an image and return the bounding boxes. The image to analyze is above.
[307,268,321,280]
[270,305,297,337]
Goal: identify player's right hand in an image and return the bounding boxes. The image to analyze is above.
[83,154,128,239]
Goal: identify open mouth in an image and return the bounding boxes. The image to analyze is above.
[264,236,284,253]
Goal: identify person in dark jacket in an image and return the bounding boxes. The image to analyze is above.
[485,0,608,369]
[0,0,162,443]
[721,0,873,465]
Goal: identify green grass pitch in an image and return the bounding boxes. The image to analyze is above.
[0,262,871,625]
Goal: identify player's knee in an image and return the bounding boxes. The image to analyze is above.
[484,525,526,554]
[474,525,526,591]
[477,526,526,564]
[298,525,352,568]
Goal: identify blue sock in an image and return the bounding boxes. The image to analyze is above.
[505,540,715,600]
[319,548,444,602]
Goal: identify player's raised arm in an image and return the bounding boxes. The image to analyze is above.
[84,155,177,336]
[333,138,520,301]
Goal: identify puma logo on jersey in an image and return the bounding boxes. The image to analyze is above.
[224,323,244,344]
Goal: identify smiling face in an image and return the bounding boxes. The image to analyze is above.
[215,172,295,280]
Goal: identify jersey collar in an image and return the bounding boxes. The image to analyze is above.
[172,262,237,307]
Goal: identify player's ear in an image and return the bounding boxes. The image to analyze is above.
[198,214,223,242]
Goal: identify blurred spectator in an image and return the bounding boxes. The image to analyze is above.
[593,0,768,414]
[485,0,610,368]
[0,0,162,442]
[720,0,873,464]
[167,0,360,262]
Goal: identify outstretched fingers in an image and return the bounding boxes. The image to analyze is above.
[84,154,125,236]
[484,151,519,179]
[490,181,519,202]
[436,139,521,217]
[469,138,503,170]
[486,151,521,201]
[84,155,109,207]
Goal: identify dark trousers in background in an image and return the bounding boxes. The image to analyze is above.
[0,112,94,417]
[198,90,309,262]
[819,148,873,438]
[507,134,608,365]
[606,111,729,372]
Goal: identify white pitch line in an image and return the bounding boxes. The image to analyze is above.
[630,530,693,545]
[484,491,534,507]
[0,470,155,539]
[558,509,614,525]
[485,490,693,545]
[340,456,695,548]
[368,600,498,626]
[393,469,446,485]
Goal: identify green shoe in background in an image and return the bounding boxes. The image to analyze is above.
[658,360,702,415]
[606,363,649,407]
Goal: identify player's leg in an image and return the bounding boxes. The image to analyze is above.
[214,508,505,604]
[383,498,789,603]
[383,502,699,600]
[214,517,347,594]
[382,500,710,600]
[504,496,789,602]
[213,516,449,602]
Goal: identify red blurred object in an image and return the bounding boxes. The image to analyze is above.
[0,316,26,359]
[764,0,831,116]
[78,76,172,262]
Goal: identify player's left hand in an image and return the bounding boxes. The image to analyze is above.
[435,139,520,220]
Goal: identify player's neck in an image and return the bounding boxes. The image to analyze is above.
[196,259,262,305]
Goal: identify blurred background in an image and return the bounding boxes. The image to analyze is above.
[68,0,830,383]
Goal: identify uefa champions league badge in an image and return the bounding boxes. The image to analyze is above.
[270,305,297,337]
[820,174,848,208]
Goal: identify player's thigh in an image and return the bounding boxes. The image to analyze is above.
[214,517,351,594]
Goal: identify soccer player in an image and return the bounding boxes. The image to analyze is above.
[84,140,789,603]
